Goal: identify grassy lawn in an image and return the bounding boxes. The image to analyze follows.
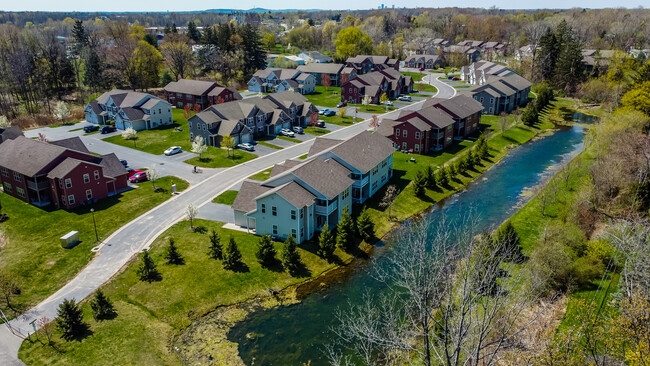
[412,84,438,93]
[454,85,472,89]
[348,104,396,113]
[19,219,352,365]
[304,127,330,136]
[277,135,301,144]
[257,141,283,149]
[83,131,99,136]
[46,120,81,128]
[401,71,426,81]
[322,114,355,126]
[68,128,83,132]
[103,109,192,156]
[298,154,308,160]
[305,86,341,108]
[185,147,257,168]
[248,168,272,181]
[0,176,189,318]
[212,190,239,205]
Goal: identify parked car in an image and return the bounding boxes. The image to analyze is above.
[83,125,99,133]
[398,96,412,102]
[383,101,394,106]
[323,110,336,117]
[120,159,128,167]
[452,77,460,81]
[128,172,148,183]
[419,67,425,71]
[317,120,326,127]
[281,129,295,137]
[164,146,182,156]
[100,125,116,134]
[336,102,347,108]
[293,126,304,134]
[447,75,454,80]
[237,143,254,151]
[318,108,329,115]
[126,168,143,178]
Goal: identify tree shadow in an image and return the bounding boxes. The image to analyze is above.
[288,261,311,278]
[96,310,118,321]
[68,325,94,342]
[227,261,250,273]
[143,271,162,283]
[261,257,285,273]
[193,226,208,234]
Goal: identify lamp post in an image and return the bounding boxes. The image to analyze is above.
[90,208,98,242]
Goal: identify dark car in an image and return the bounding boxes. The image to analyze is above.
[121,159,128,167]
[317,120,326,127]
[323,110,336,117]
[100,125,116,134]
[336,102,347,108]
[419,67,425,71]
[83,125,99,133]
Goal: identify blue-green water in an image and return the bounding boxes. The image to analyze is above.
[228,126,587,365]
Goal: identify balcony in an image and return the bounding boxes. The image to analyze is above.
[27,180,50,191]
[352,175,369,188]
[433,131,445,140]
[315,200,337,215]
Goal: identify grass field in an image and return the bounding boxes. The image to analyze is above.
[411,84,438,93]
[277,135,301,143]
[401,71,427,81]
[322,114,355,126]
[257,141,283,149]
[0,176,189,318]
[348,104,397,113]
[184,148,257,168]
[305,86,342,108]
[212,190,239,205]
[19,219,352,365]
[304,127,330,136]
[247,168,272,181]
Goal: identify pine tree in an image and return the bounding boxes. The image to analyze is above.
[471,148,482,166]
[137,250,159,283]
[537,28,560,81]
[187,21,201,42]
[413,170,427,197]
[522,104,539,126]
[281,236,302,275]
[71,20,88,52]
[56,298,88,340]
[208,230,223,259]
[424,165,437,189]
[223,237,242,270]
[477,135,489,160]
[336,207,356,252]
[493,221,523,261]
[458,155,469,173]
[165,238,184,265]
[171,23,178,33]
[317,223,336,258]
[437,166,449,187]
[82,47,104,91]
[554,34,586,94]
[256,235,277,267]
[90,290,116,321]
[356,209,375,243]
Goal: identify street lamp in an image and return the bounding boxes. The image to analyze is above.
[90,208,98,242]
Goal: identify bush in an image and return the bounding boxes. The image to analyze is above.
[573,255,605,288]
[585,239,615,265]
[528,241,575,295]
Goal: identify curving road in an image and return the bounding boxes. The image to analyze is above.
[0,73,456,365]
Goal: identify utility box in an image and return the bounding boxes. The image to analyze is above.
[60,231,80,248]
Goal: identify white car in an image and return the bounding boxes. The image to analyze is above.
[164,146,182,156]
[398,96,412,101]
[237,143,255,151]
[383,101,394,106]
[281,129,295,137]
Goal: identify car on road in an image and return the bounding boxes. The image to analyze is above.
[280,129,295,137]
[419,67,425,71]
[237,143,255,151]
[100,125,116,134]
[317,120,326,127]
[164,146,183,156]
[452,77,460,81]
[398,96,412,102]
[383,101,394,106]
[120,159,128,167]
[318,108,329,115]
[336,102,347,108]
[83,125,99,133]
[293,126,303,134]
[128,171,148,183]
[322,110,336,117]
[126,168,143,178]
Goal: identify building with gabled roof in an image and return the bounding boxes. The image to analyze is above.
[341,69,413,104]
[345,55,399,75]
[405,54,442,69]
[248,68,316,95]
[164,79,241,110]
[0,136,128,209]
[0,126,23,144]
[232,131,394,242]
[298,51,333,64]
[84,89,172,131]
[296,63,357,86]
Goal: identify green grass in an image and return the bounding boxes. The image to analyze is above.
[184,148,257,168]
[248,168,272,181]
[322,114,355,126]
[19,219,352,364]
[348,104,396,113]
[304,86,342,108]
[68,128,83,132]
[0,176,189,318]
[83,131,99,136]
[401,71,426,81]
[212,190,238,205]
[304,127,330,136]
[412,84,438,93]
[298,154,308,160]
[257,141,283,149]
[277,135,301,143]
[46,120,81,128]
[454,85,472,89]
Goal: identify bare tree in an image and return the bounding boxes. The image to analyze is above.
[0,271,21,312]
[607,218,650,298]
[499,112,508,133]
[36,133,48,142]
[380,185,398,220]
[369,115,379,130]
[524,21,548,80]
[159,34,194,81]
[186,203,199,229]
[146,164,159,191]
[36,316,54,346]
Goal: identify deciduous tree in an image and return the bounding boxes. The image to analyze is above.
[147,164,159,190]
[185,203,198,229]
[380,185,398,219]
[335,26,373,60]
[160,34,194,81]
[121,127,138,148]
[191,135,208,159]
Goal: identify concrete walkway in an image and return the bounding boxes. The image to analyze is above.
[0,74,456,365]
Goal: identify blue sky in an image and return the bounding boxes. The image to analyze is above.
[1,0,643,12]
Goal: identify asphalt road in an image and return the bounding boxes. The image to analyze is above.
[0,73,455,364]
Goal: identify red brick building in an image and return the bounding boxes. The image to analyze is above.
[164,79,242,110]
[345,55,399,74]
[0,136,128,209]
[340,69,413,104]
[423,96,483,138]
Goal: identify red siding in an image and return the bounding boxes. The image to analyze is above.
[55,164,110,209]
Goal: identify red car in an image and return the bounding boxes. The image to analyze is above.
[129,172,148,183]
[452,77,460,81]
[419,67,425,71]
[126,168,143,178]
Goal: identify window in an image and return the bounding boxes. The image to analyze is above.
[291,210,296,220]
[188,122,192,128]
[186,94,192,99]
[490,98,494,104]
[16,187,25,197]
[396,129,400,137]
[86,189,93,200]
[382,174,387,182]
[3,182,12,192]
[61,195,66,204]
[65,178,72,188]
[402,142,407,150]
[480,97,484,103]
[1,167,7,177]
[341,187,350,200]
[59,179,63,188]
[291,229,297,238]
[13,172,21,182]
[272,225,278,235]
[415,131,421,139]
[159,109,161,114]
[300,227,304,237]
[190,133,194,140]
[415,144,420,152]
[372,166,378,174]
[300,209,304,219]
[372,181,378,190]
[403,130,407,138]
[261,204,266,213]
[94,170,100,180]
[83,174,90,183]
[272,206,277,216]
[382,159,387,168]
[176,93,183,98]
[68,194,75,205]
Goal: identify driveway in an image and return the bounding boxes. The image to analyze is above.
[0,86,457,365]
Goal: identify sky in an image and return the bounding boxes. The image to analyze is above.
[0,0,645,12]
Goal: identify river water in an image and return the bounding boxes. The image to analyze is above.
[228,124,588,365]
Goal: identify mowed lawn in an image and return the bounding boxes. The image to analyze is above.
[103,109,256,168]
[401,71,427,81]
[347,104,396,113]
[19,219,352,365]
[0,176,189,318]
[305,86,341,108]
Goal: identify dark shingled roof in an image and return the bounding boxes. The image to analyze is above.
[307,137,342,156]
[0,126,24,143]
[50,137,90,153]
[94,153,127,179]
[232,180,272,213]
[270,159,304,178]
[320,131,395,174]
[297,63,346,74]
[0,136,68,176]
[258,181,316,209]
[271,158,353,200]
[164,79,217,96]
[376,119,400,137]
[425,95,484,119]
[47,158,102,179]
